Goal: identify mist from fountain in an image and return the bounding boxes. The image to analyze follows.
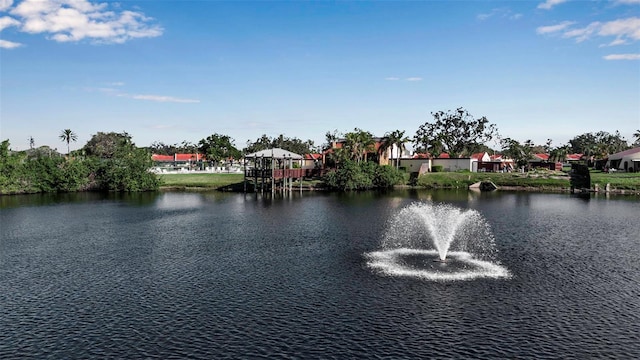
[366,202,510,281]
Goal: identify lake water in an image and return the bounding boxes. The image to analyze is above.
[1,190,639,359]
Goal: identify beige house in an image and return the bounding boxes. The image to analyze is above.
[606,147,640,172]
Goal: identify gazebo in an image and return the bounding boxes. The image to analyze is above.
[243,148,305,193]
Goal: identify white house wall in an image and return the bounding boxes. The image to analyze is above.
[433,158,476,172]
[399,159,432,173]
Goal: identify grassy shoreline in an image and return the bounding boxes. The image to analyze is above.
[158,171,640,195]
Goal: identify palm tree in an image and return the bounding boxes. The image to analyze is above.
[549,145,569,163]
[59,129,77,156]
[382,130,409,169]
[634,129,640,146]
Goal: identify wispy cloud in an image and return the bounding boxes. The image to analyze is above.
[385,77,422,82]
[0,39,22,48]
[538,17,640,46]
[536,21,576,34]
[3,0,162,45]
[598,17,640,43]
[88,83,200,104]
[562,22,601,42]
[537,0,568,10]
[603,53,640,60]
[477,8,522,21]
[119,94,200,104]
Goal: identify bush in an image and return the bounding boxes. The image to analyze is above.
[323,161,403,191]
[374,165,404,188]
[432,165,444,172]
[0,138,159,194]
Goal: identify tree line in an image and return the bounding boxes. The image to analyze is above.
[1,132,159,194]
[3,108,638,193]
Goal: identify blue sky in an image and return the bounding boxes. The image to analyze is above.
[1,0,639,152]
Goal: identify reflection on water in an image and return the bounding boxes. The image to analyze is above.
[1,190,639,359]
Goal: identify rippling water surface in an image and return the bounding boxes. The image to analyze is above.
[1,191,639,359]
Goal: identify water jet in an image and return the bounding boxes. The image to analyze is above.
[366,202,510,281]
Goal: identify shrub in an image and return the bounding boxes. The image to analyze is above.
[374,165,404,188]
[322,160,404,191]
[432,165,444,172]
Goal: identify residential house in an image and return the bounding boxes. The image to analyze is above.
[606,147,640,172]
[529,153,562,171]
[323,136,411,167]
[152,153,205,172]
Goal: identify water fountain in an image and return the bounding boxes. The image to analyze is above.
[366,202,510,281]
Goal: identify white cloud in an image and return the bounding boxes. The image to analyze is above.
[0,0,13,12]
[536,21,576,34]
[537,17,640,47]
[537,0,568,10]
[0,38,22,48]
[5,0,162,44]
[477,8,522,21]
[562,22,601,42]
[0,15,20,31]
[385,77,423,82]
[119,94,201,104]
[603,53,640,60]
[87,83,200,103]
[598,17,640,41]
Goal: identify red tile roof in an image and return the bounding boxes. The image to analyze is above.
[304,153,322,160]
[152,153,204,161]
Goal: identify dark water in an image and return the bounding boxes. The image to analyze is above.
[1,190,639,359]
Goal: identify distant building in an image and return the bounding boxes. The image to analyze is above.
[606,147,640,172]
[323,137,411,167]
[152,153,205,171]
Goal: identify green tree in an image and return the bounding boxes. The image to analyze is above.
[243,134,315,155]
[549,145,569,163]
[500,138,533,170]
[634,129,640,147]
[84,132,159,191]
[83,131,132,159]
[198,133,242,165]
[149,141,182,155]
[382,130,409,169]
[244,134,272,154]
[414,108,498,158]
[59,129,77,156]
[569,131,628,158]
[0,140,23,193]
[57,158,94,192]
[343,128,375,163]
[96,145,159,191]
